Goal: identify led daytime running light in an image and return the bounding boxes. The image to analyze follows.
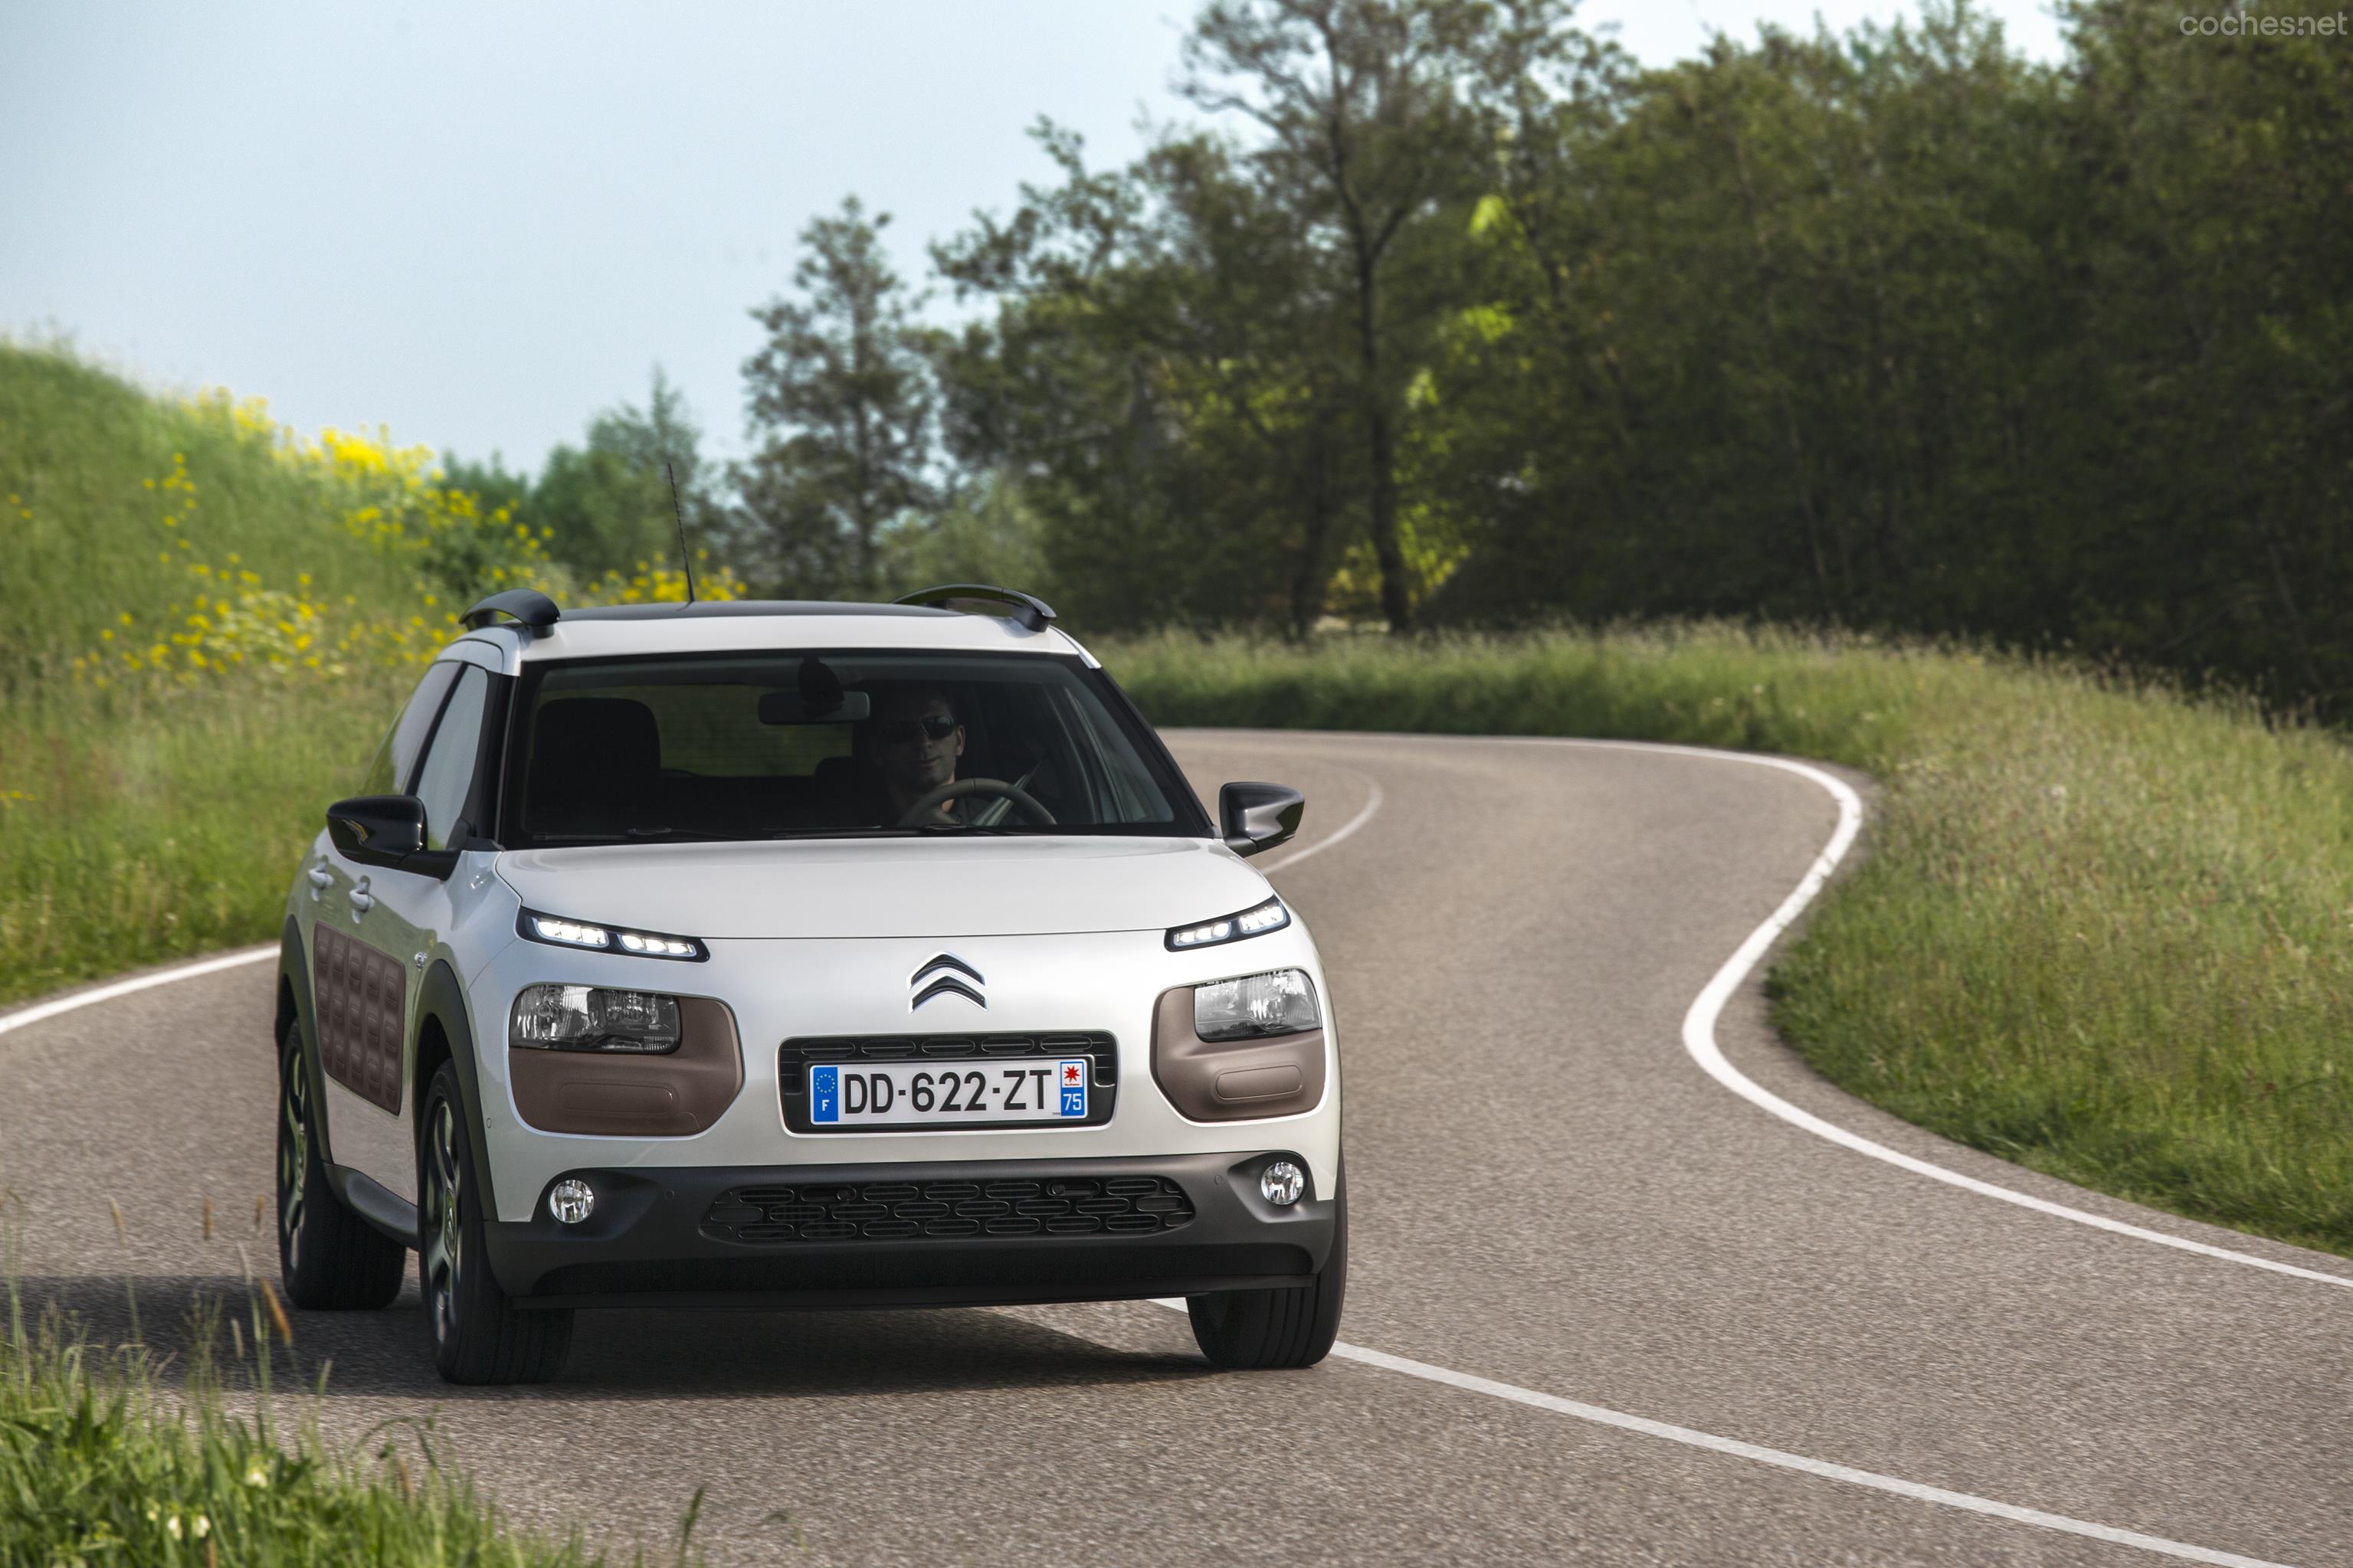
[517,908,706,961]
[529,915,608,948]
[1166,894,1289,951]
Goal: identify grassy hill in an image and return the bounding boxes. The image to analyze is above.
[0,346,747,1000]
[0,345,579,996]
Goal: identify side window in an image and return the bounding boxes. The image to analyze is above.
[356,663,460,797]
[414,666,491,851]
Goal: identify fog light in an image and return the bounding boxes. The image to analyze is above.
[1260,1160,1306,1206]
[547,1179,595,1225]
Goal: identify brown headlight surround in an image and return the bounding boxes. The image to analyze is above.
[1151,985,1326,1122]
[510,995,743,1137]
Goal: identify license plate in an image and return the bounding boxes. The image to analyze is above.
[807,1059,1090,1129]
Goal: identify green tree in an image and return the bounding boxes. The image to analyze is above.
[733,196,941,598]
[936,123,1365,633]
[1180,0,1490,631]
[529,368,715,582]
[1412,0,2353,715]
[873,467,1050,601]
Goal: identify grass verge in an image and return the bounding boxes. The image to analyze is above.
[1,681,401,1002]
[1107,627,2353,1259]
[0,1268,700,1566]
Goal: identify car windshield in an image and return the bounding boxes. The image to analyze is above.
[501,650,1207,846]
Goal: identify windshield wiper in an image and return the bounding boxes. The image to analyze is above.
[763,828,923,840]
[531,829,729,845]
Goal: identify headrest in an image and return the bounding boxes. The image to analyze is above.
[528,697,660,827]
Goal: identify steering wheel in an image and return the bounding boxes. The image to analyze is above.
[897,777,1057,828]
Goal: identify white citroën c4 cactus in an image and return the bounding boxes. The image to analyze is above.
[273,585,1344,1384]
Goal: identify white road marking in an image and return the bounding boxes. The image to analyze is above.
[0,944,274,1040]
[1320,1341,2289,1566]
[1585,739,2353,1291]
[1250,728,2353,1290]
[1142,1298,2288,1568]
[1254,773,1383,874]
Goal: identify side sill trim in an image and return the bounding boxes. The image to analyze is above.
[328,1163,419,1249]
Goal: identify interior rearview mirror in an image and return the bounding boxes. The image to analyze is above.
[326,794,428,869]
[759,689,872,725]
[1219,781,1305,858]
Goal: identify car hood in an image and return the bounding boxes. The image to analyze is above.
[493,835,1269,941]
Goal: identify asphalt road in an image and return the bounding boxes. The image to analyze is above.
[4,730,2348,1566]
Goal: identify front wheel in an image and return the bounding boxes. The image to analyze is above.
[277,1023,404,1310]
[1188,1175,1346,1370]
[418,1062,572,1384]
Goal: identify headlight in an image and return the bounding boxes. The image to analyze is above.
[1194,968,1320,1041]
[517,908,705,961]
[1166,894,1290,951]
[511,984,682,1053]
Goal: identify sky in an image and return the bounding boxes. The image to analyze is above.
[1,1,2069,475]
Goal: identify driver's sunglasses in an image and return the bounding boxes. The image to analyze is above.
[877,715,957,745]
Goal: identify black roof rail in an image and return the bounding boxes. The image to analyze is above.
[461,588,562,635]
[891,583,1058,633]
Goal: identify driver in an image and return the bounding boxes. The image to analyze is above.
[867,684,967,826]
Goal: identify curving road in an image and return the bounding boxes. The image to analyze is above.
[3,731,2348,1566]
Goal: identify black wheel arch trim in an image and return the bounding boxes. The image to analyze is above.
[277,917,337,1170]
[416,958,500,1229]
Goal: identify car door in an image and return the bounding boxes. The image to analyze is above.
[306,661,459,1203]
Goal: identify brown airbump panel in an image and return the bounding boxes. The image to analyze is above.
[314,924,406,1112]
[1151,986,1326,1122]
[510,995,743,1137]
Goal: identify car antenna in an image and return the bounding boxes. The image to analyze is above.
[664,459,699,605]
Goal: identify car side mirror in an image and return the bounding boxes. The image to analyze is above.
[326,794,428,869]
[1219,781,1305,858]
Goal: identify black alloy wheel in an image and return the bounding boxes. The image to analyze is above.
[418,1062,571,1384]
[419,1090,466,1350]
[276,1023,404,1310]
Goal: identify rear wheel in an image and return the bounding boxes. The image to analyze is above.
[1188,1174,1347,1370]
[276,1023,405,1310]
[419,1062,571,1384]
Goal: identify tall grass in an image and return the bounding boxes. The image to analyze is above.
[0,680,402,999]
[0,1267,700,1565]
[1107,628,2353,1258]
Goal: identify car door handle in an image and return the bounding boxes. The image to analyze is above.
[348,877,374,916]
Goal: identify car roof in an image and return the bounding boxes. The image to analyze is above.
[439,600,1096,676]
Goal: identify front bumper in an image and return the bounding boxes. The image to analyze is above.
[482,1151,1337,1308]
[468,925,1341,1223]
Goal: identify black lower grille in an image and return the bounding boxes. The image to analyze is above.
[701,1174,1195,1244]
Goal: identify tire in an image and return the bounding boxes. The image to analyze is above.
[1188,1171,1347,1370]
[418,1062,572,1384]
[277,1023,405,1310]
